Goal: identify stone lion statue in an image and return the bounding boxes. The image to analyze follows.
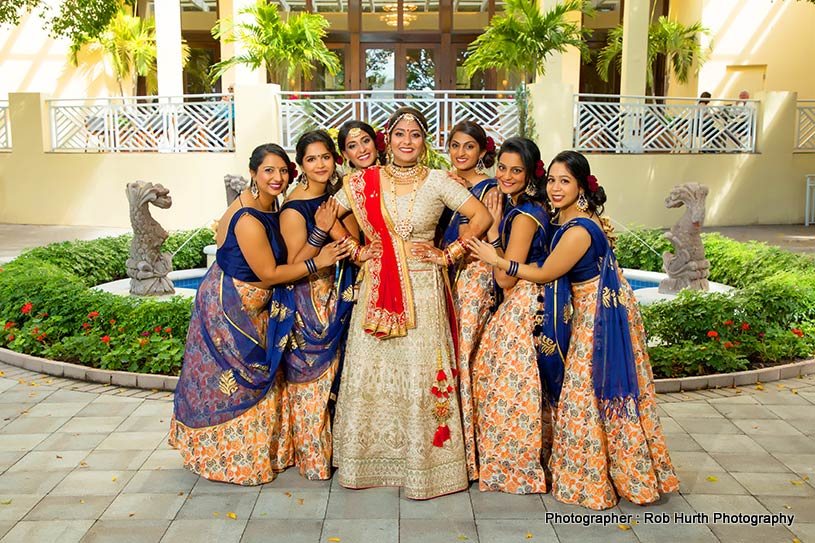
[659,183,710,294]
[126,181,175,296]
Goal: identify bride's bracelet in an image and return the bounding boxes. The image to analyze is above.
[342,236,364,262]
[442,238,467,266]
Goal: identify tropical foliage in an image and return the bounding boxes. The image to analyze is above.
[463,0,592,84]
[71,7,157,96]
[596,16,709,91]
[210,0,340,87]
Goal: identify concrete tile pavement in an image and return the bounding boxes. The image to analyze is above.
[0,361,813,542]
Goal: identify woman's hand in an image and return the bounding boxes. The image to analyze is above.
[358,239,383,262]
[411,241,445,266]
[446,170,470,188]
[467,238,500,267]
[484,190,503,231]
[314,240,351,269]
[315,199,339,231]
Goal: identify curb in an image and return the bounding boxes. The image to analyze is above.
[1,347,814,395]
[653,358,815,393]
[0,347,178,391]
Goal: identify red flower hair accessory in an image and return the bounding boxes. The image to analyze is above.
[485,136,495,153]
[335,153,343,165]
[375,130,387,152]
[534,160,545,178]
[587,174,599,193]
[288,162,298,179]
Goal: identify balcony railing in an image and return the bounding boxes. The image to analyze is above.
[796,100,815,151]
[0,102,10,150]
[279,90,518,151]
[48,94,235,152]
[574,94,757,154]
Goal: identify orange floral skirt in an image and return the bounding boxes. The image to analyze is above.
[286,358,338,480]
[472,279,553,494]
[169,372,293,486]
[549,278,680,510]
[452,259,495,481]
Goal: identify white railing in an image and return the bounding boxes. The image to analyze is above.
[0,101,10,150]
[48,94,235,152]
[278,90,518,151]
[574,94,757,154]
[796,100,815,151]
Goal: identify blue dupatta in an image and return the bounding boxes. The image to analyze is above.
[552,217,640,419]
[174,209,295,428]
[280,197,355,383]
[501,201,571,407]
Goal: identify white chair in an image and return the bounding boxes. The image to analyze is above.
[807,174,815,226]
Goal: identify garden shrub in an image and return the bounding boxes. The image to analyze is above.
[617,228,815,378]
[1,226,813,378]
[0,229,212,375]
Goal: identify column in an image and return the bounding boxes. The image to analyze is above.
[231,0,267,85]
[620,0,649,97]
[154,0,184,97]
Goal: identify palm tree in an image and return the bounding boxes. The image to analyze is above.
[210,0,340,88]
[463,0,592,85]
[463,0,591,137]
[70,6,157,96]
[596,16,709,92]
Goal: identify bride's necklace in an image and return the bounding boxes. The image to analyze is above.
[385,168,421,240]
[385,162,427,185]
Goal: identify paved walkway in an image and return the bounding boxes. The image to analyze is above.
[0,360,813,542]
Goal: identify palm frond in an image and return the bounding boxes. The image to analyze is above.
[464,0,591,82]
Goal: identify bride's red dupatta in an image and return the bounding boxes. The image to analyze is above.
[343,167,415,339]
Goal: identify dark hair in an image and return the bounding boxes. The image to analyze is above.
[249,143,291,174]
[337,120,385,166]
[699,91,711,105]
[496,137,545,205]
[295,129,339,166]
[448,120,496,168]
[386,106,429,136]
[547,150,607,215]
[294,130,342,195]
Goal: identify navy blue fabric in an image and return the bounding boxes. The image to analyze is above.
[551,217,640,419]
[216,207,287,283]
[279,196,356,384]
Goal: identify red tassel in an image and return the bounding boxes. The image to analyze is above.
[436,369,447,381]
[446,385,453,393]
[432,424,451,447]
[430,386,442,398]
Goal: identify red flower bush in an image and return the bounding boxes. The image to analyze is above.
[20,302,33,314]
[792,328,804,338]
[88,311,99,319]
[707,330,719,339]
[741,322,750,331]
[101,335,111,344]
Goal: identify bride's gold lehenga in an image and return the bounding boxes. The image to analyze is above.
[331,167,472,499]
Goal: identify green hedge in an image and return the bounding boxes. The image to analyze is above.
[616,229,815,378]
[0,230,213,375]
[1,227,813,379]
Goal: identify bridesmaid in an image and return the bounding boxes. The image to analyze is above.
[337,121,385,171]
[468,137,570,494]
[279,130,359,480]
[468,150,679,509]
[170,143,348,485]
[438,120,498,481]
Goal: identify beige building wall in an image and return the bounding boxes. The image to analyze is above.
[0,86,281,230]
[0,10,124,99]
[668,0,815,99]
[532,84,815,227]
